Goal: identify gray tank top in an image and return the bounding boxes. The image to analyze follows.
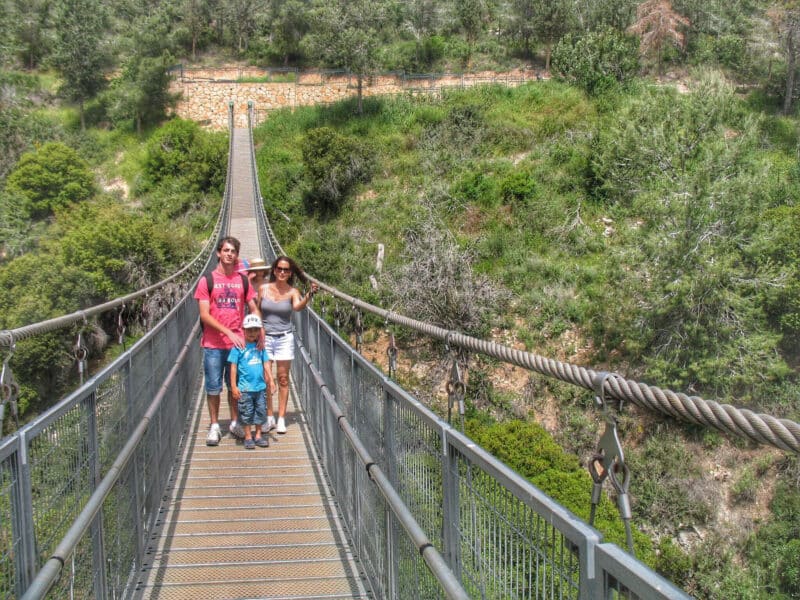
[261,296,293,333]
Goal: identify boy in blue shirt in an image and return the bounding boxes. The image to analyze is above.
[228,314,276,449]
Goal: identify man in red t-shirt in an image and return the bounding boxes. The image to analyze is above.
[194,237,259,446]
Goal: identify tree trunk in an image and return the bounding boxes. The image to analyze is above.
[545,42,552,73]
[357,75,363,114]
[784,29,796,115]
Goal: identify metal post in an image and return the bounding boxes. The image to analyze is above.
[441,430,462,582]
[384,388,399,597]
[87,390,108,600]
[350,354,362,563]
[126,356,145,575]
[13,435,37,596]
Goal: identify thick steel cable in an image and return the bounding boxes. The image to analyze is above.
[306,283,800,454]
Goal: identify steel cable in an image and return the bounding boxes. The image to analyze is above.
[310,281,800,454]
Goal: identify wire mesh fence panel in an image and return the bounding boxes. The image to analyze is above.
[393,512,445,600]
[28,400,94,568]
[450,449,581,600]
[0,446,22,598]
[353,365,386,465]
[333,337,354,420]
[42,535,94,599]
[1,293,204,599]
[95,371,128,476]
[102,463,139,600]
[388,397,443,546]
[353,462,386,598]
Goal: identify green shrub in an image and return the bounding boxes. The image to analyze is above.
[142,119,226,193]
[499,165,538,206]
[627,429,713,529]
[779,538,800,596]
[301,126,375,214]
[453,170,501,208]
[731,467,758,504]
[552,28,639,95]
[466,417,653,561]
[6,142,95,218]
[655,538,692,586]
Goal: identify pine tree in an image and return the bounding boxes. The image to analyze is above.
[52,0,108,130]
[627,0,690,74]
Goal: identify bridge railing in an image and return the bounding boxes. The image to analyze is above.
[0,104,236,600]
[247,106,689,599]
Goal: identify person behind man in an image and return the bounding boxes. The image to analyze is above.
[229,314,275,449]
[194,236,259,446]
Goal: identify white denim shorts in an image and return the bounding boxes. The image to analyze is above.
[264,331,294,361]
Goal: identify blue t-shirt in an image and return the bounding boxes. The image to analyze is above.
[227,343,270,392]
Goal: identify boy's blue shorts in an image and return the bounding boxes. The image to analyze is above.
[238,391,266,426]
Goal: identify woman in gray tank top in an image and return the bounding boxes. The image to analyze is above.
[257,256,318,434]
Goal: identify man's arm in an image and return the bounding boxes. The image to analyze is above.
[199,300,245,349]
[229,361,241,400]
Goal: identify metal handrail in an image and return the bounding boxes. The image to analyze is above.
[11,102,237,600]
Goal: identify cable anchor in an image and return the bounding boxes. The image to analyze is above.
[588,371,634,555]
[386,330,398,379]
[353,308,364,353]
[140,292,151,331]
[446,346,467,430]
[73,330,89,385]
[0,344,20,432]
[117,304,127,349]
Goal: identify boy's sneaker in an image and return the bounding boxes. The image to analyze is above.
[266,416,276,431]
[206,423,221,446]
[254,437,269,448]
[229,421,245,439]
[244,438,255,450]
[276,417,287,434]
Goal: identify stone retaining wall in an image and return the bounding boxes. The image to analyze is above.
[169,68,541,128]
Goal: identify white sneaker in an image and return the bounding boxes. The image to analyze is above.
[229,421,245,439]
[206,423,221,446]
[266,415,276,431]
[276,417,287,434]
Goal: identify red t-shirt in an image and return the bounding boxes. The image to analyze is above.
[194,270,257,349]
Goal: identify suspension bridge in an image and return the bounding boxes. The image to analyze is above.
[1,104,799,600]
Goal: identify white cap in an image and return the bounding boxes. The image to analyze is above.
[242,314,262,329]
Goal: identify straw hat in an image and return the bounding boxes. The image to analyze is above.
[240,257,270,272]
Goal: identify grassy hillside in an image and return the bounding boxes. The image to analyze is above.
[254,74,800,598]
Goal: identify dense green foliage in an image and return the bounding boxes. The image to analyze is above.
[0,77,222,418]
[466,417,655,562]
[255,80,799,415]
[142,118,226,193]
[301,126,375,214]
[551,28,640,94]
[6,142,95,218]
[253,77,799,597]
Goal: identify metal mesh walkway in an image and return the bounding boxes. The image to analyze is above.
[135,127,370,599]
[136,389,370,599]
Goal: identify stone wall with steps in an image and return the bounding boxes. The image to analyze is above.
[169,68,541,129]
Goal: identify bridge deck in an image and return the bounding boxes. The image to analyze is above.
[135,127,370,599]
